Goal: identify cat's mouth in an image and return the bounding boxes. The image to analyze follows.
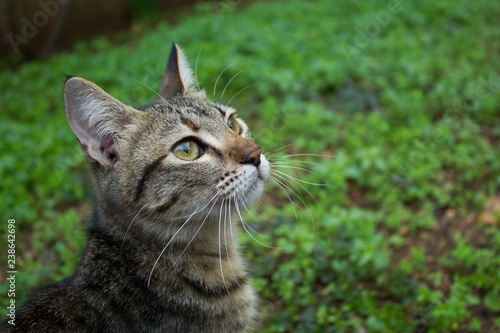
[216,154,270,202]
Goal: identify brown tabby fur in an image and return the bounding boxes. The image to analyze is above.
[1,43,270,332]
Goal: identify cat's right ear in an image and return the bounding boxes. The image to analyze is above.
[64,77,142,169]
[157,43,195,101]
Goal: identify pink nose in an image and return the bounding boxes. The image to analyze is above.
[242,148,261,167]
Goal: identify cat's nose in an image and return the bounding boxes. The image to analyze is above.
[242,148,262,167]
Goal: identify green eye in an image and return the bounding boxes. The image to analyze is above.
[227,114,241,134]
[172,140,202,161]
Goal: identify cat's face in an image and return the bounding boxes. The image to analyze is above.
[120,97,270,219]
[64,44,269,228]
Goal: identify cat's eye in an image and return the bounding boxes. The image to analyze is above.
[227,114,241,134]
[172,140,203,161]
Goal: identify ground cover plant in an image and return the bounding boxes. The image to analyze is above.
[1,0,500,331]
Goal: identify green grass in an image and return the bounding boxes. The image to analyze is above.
[1,0,500,331]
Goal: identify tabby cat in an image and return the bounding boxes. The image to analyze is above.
[1,43,270,332]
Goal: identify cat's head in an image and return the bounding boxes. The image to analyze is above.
[64,43,270,227]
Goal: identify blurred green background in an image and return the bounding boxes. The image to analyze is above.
[1,0,500,332]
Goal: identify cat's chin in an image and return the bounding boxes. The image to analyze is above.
[234,163,268,208]
[242,181,265,207]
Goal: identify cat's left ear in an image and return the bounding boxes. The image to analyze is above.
[157,43,195,100]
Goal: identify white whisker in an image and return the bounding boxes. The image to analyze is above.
[270,176,299,218]
[272,170,318,205]
[194,42,204,91]
[266,144,292,158]
[234,193,281,249]
[127,76,169,104]
[148,213,194,286]
[148,189,223,286]
[172,195,220,266]
[237,192,269,236]
[218,198,229,293]
[214,64,232,97]
[221,69,246,101]
[282,154,333,158]
[271,167,328,186]
[271,175,306,207]
[229,192,239,253]
[120,204,147,256]
[271,173,315,231]
[227,84,253,105]
[238,192,258,218]
[270,159,320,166]
[224,198,240,288]
[270,163,316,174]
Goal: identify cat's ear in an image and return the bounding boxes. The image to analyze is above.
[157,43,195,100]
[64,77,141,169]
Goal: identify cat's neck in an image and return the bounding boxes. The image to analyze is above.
[88,203,246,287]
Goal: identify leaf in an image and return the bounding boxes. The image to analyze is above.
[484,290,500,312]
